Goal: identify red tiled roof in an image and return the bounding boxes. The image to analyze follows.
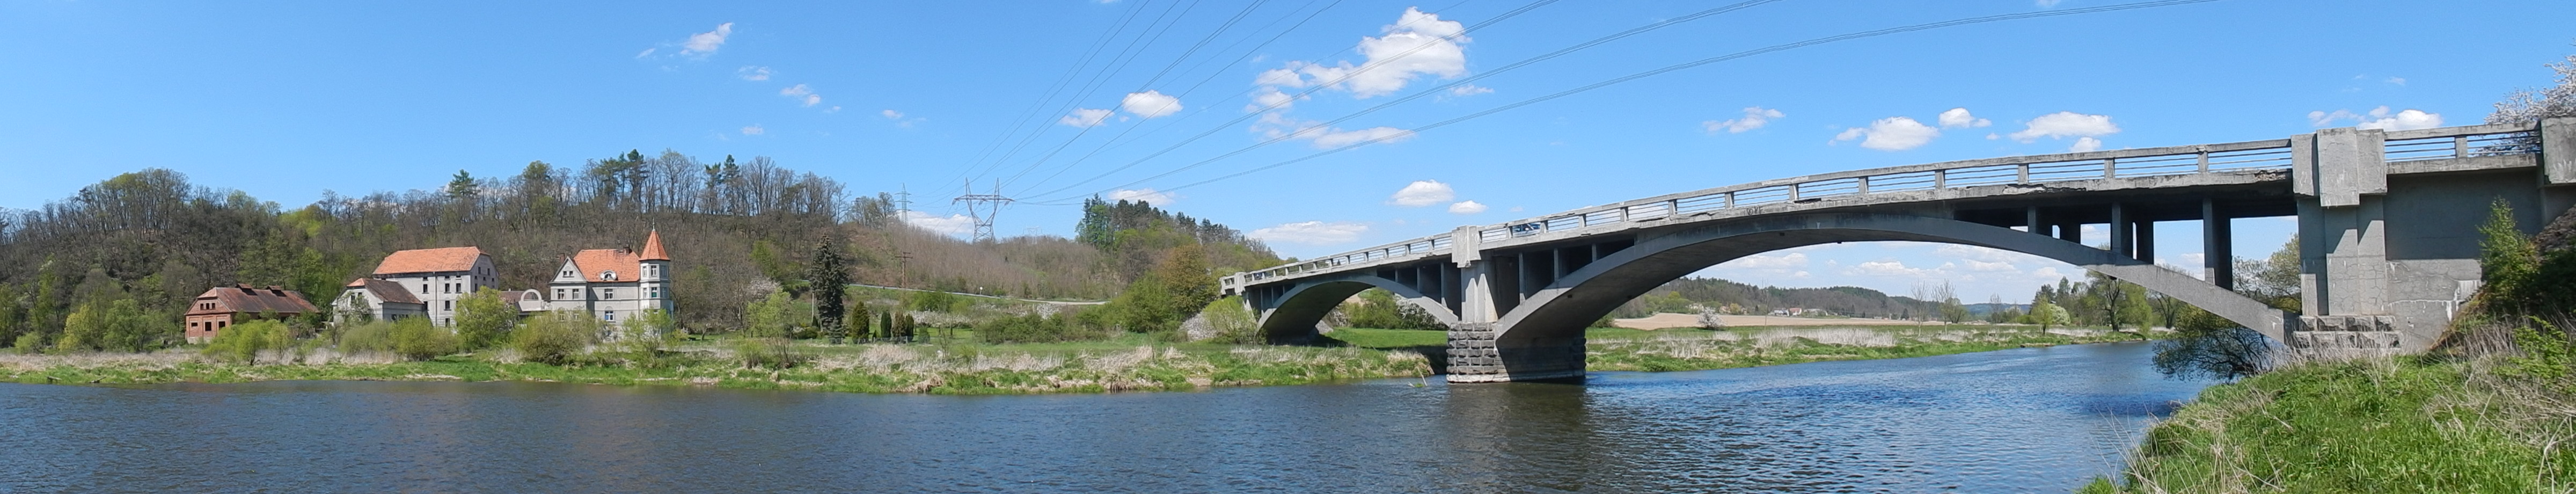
[570,249,642,282]
[346,278,422,304]
[374,246,487,275]
[639,230,670,261]
[188,285,319,316]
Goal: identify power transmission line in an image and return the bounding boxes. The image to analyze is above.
[1025,0,1778,202]
[1043,0,2232,203]
[953,180,1015,243]
[1012,0,1565,201]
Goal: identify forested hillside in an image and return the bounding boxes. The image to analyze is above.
[0,150,1276,348]
[1610,278,1947,320]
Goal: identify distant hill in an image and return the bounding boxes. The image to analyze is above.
[0,151,1271,337]
[1611,277,1946,320]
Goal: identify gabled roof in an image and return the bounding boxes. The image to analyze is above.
[189,285,319,316]
[570,249,642,283]
[375,246,487,275]
[345,278,422,305]
[639,230,670,261]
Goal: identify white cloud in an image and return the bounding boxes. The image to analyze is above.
[1448,84,1492,96]
[1937,107,1991,128]
[737,66,772,81]
[1832,117,1941,151]
[1847,260,1929,277]
[881,110,904,119]
[1705,106,1784,134]
[1247,88,1298,113]
[1725,252,1809,269]
[1250,221,1370,245]
[2008,112,2120,142]
[740,125,764,135]
[1060,108,1113,128]
[635,48,657,59]
[1389,180,1456,206]
[2386,77,2407,86]
[1254,112,1413,148]
[1108,188,1177,205]
[2036,0,2062,6]
[2030,266,2066,279]
[1120,90,1183,118]
[2070,136,2103,152]
[1447,200,1487,214]
[780,84,822,107]
[901,210,978,237]
[2308,106,2442,130]
[680,23,734,58]
[1960,259,2017,272]
[1263,8,1470,98]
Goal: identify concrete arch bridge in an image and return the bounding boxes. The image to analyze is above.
[1222,120,2576,383]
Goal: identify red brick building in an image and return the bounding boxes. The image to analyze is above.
[184,285,320,344]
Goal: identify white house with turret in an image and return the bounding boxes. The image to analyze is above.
[544,230,676,325]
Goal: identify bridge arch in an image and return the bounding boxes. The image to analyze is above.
[1490,213,2289,350]
[1256,273,1462,342]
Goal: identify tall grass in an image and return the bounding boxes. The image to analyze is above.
[2109,357,2575,493]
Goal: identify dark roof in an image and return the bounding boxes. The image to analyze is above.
[345,278,422,305]
[189,285,319,316]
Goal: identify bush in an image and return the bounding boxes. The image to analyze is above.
[905,289,963,313]
[733,337,810,369]
[1198,296,1260,344]
[204,319,291,365]
[336,321,396,353]
[388,318,459,361]
[516,312,599,366]
[978,311,1105,344]
[744,291,814,338]
[453,288,519,350]
[13,332,46,354]
[2151,306,2272,381]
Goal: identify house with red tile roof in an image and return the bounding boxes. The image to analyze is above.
[185,285,320,343]
[545,230,675,325]
[333,246,495,326]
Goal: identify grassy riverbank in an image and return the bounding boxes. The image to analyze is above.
[3,324,2143,395]
[2083,355,2576,493]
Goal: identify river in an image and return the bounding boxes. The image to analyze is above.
[0,342,2207,493]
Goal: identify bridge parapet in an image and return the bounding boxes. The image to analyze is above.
[1234,123,2540,288]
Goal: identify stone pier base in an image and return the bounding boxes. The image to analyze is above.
[1446,324,1586,383]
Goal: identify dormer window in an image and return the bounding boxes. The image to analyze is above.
[601,271,618,281]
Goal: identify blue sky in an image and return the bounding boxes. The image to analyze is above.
[4,0,2572,302]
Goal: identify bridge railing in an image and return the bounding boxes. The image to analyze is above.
[1240,124,2538,285]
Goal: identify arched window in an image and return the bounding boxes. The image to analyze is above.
[601,271,618,281]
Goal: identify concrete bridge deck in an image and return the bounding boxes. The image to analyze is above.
[1225,119,2576,383]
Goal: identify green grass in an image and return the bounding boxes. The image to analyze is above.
[2104,357,2575,493]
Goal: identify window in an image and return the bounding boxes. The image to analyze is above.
[601,271,618,281]
[443,300,452,311]
[648,287,660,299]
[603,310,616,322]
[603,289,616,300]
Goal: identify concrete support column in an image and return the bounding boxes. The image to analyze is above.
[2025,206,2043,234]
[2057,222,2082,243]
[2293,126,2409,353]
[2110,203,2132,257]
[2204,198,2234,289]
[2137,221,2156,263]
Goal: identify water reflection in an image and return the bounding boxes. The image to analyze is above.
[0,342,2205,493]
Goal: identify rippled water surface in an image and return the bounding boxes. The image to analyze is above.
[0,342,2207,493]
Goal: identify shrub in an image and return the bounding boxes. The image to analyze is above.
[13,332,46,354]
[905,289,962,313]
[516,312,600,366]
[744,291,814,338]
[453,288,519,350]
[978,311,1106,344]
[1198,296,1261,344]
[204,319,291,365]
[733,337,810,369]
[388,318,459,361]
[336,321,396,353]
